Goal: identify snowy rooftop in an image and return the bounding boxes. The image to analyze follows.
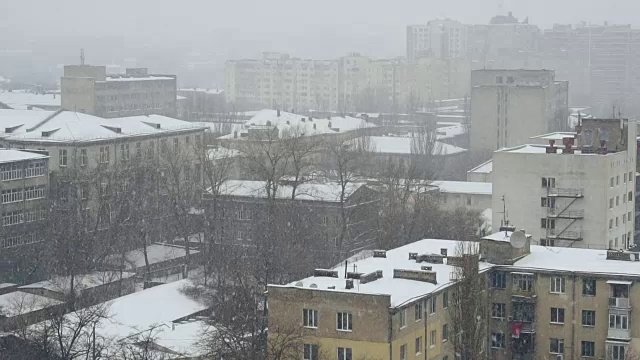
[106,243,199,270]
[102,76,175,82]
[365,135,467,156]
[218,109,375,140]
[498,144,559,154]
[207,146,242,160]
[468,159,492,174]
[178,88,224,95]
[529,132,577,141]
[19,271,136,294]
[436,123,466,140]
[431,181,492,196]
[0,291,62,317]
[0,149,48,164]
[274,239,488,307]
[0,110,207,143]
[217,180,365,202]
[0,90,60,109]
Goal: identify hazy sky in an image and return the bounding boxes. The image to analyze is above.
[2,0,640,58]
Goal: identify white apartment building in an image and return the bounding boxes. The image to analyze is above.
[492,118,637,250]
[61,65,177,118]
[470,69,569,157]
[406,19,467,62]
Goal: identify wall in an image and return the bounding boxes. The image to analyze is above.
[61,77,96,114]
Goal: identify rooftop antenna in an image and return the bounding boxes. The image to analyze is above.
[498,195,509,234]
[80,49,85,65]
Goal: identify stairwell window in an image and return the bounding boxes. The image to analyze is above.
[550,276,565,294]
[414,301,423,321]
[337,312,352,331]
[400,344,406,360]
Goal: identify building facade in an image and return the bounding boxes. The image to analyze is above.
[406,19,468,62]
[492,119,637,250]
[470,69,569,156]
[61,65,177,118]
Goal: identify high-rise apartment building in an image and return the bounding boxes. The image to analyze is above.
[492,118,637,250]
[470,69,569,156]
[406,19,467,62]
[61,65,177,118]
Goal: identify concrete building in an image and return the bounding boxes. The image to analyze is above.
[268,230,640,360]
[466,159,492,183]
[176,88,225,120]
[431,180,492,213]
[470,69,569,156]
[61,65,177,118]
[406,19,467,62]
[492,119,637,250]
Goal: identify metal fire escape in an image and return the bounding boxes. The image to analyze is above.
[545,187,585,242]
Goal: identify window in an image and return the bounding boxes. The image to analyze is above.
[490,272,506,289]
[583,279,596,296]
[337,312,352,331]
[237,207,251,220]
[442,324,448,341]
[582,310,596,327]
[581,341,595,357]
[628,191,633,201]
[541,197,555,208]
[337,347,352,360]
[24,185,46,200]
[549,338,564,354]
[322,216,328,225]
[173,138,179,152]
[80,186,89,201]
[609,314,628,329]
[429,296,436,314]
[541,177,556,188]
[541,218,555,229]
[236,230,245,241]
[513,273,533,292]
[609,219,613,230]
[616,196,620,206]
[99,146,110,163]
[610,345,626,360]
[185,136,190,145]
[400,308,407,328]
[625,173,628,183]
[541,239,555,246]
[0,164,21,181]
[492,303,506,319]
[611,177,615,187]
[491,332,505,348]
[430,330,437,347]
[120,143,130,161]
[415,302,423,321]
[610,198,614,209]
[399,344,406,360]
[25,161,46,177]
[1,188,22,204]
[59,149,67,167]
[303,309,318,328]
[303,344,318,360]
[195,135,202,147]
[551,307,565,324]
[160,139,168,155]
[194,164,201,183]
[147,142,154,159]
[415,337,422,355]
[442,291,448,308]
[617,175,620,185]
[550,276,565,293]
[136,142,142,159]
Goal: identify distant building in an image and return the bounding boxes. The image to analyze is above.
[466,159,492,183]
[176,88,225,120]
[0,90,61,111]
[61,65,177,118]
[431,180,492,213]
[492,119,637,249]
[470,69,569,156]
[406,19,467,62]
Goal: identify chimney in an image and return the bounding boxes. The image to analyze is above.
[546,139,556,154]
[600,140,607,154]
[373,250,386,258]
[360,270,383,284]
[328,121,332,128]
[313,269,339,278]
[277,109,281,117]
[301,118,305,122]
[313,123,317,130]
[416,254,444,264]
[562,137,574,154]
[409,252,418,260]
[440,248,448,257]
[234,131,238,139]
[345,279,354,289]
[393,269,437,284]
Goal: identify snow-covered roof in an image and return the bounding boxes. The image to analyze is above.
[0,110,206,143]
[431,181,492,196]
[273,239,489,307]
[97,279,207,357]
[436,123,465,140]
[218,109,375,140]
[207,146,242,160]
[468,159,492,174]
[0,90,60,109]
[106,243,199,270]
[0,149,48,164]
[217,180,365,202]
[19,271,136,294]
[498,144,556,154]
[0,291,62,317]
[178,88,224,95]
[365,136,467,156]
[102,76,175,82]
[529,132,577,141]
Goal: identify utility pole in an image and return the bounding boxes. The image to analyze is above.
[81,49,85,65]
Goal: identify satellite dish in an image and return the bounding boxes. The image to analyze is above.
[510,230,527,249]
[309,283,318,288]
[295,282,304,287]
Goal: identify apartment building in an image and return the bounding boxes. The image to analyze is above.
[269,229,640,360]
[406,19,468,62]
[470,69,569,156]
[492,118,637,250]
[61,65,177,118]
[224,53,470,113]
[431,181,492,213]
[0,149,49,282]
[204,180,380,264]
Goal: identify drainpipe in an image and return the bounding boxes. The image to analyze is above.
[388,308,394,360]
[571,272,577,360]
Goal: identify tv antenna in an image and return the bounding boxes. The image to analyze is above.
[497,195,509,227]
[80,49,85,65]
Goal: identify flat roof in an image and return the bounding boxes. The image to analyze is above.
[217,180,365,202]
[366,136,467,156]
[0,90,61,108]
[530,132,577,141]
[431,181,492,196]
[0,291,62,317]
[0,149,48,164]
[19,271,135,294]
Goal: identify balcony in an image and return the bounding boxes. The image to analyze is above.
[609,297,631,309]
[608,327,631,340]
[546,229,584,241]
[547,188,584,198]
[547,209,585,219]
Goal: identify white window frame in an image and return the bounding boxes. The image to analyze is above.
[549,338,564,354]
[99,146,110,164]
[609,314,628,330]
[80,148,87,166]
[400,344,406,360]
[550,307,565,324]
[491,332,505,349]
[337,311,352,332]
[337,347,352,360]
[415,301,423,321]
[303,309,318,328]
[303,343,318,360]
[550,276,565,294]
[59,149,68,167]
[492,303,506,319]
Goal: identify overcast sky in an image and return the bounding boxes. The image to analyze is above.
[2,0,640,58]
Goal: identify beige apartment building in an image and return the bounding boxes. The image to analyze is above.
[469,69,569,157]
[61,65,177,118]
[224,53,470,113]
[268,229,640,360]
[492,118,637,250]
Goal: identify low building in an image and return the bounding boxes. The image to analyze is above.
[177,88,225,121]
[431,180,492,212]
[268,230,640,360]
[0,90,61,111]
[466,159,492,183]
[0,290,64,331]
